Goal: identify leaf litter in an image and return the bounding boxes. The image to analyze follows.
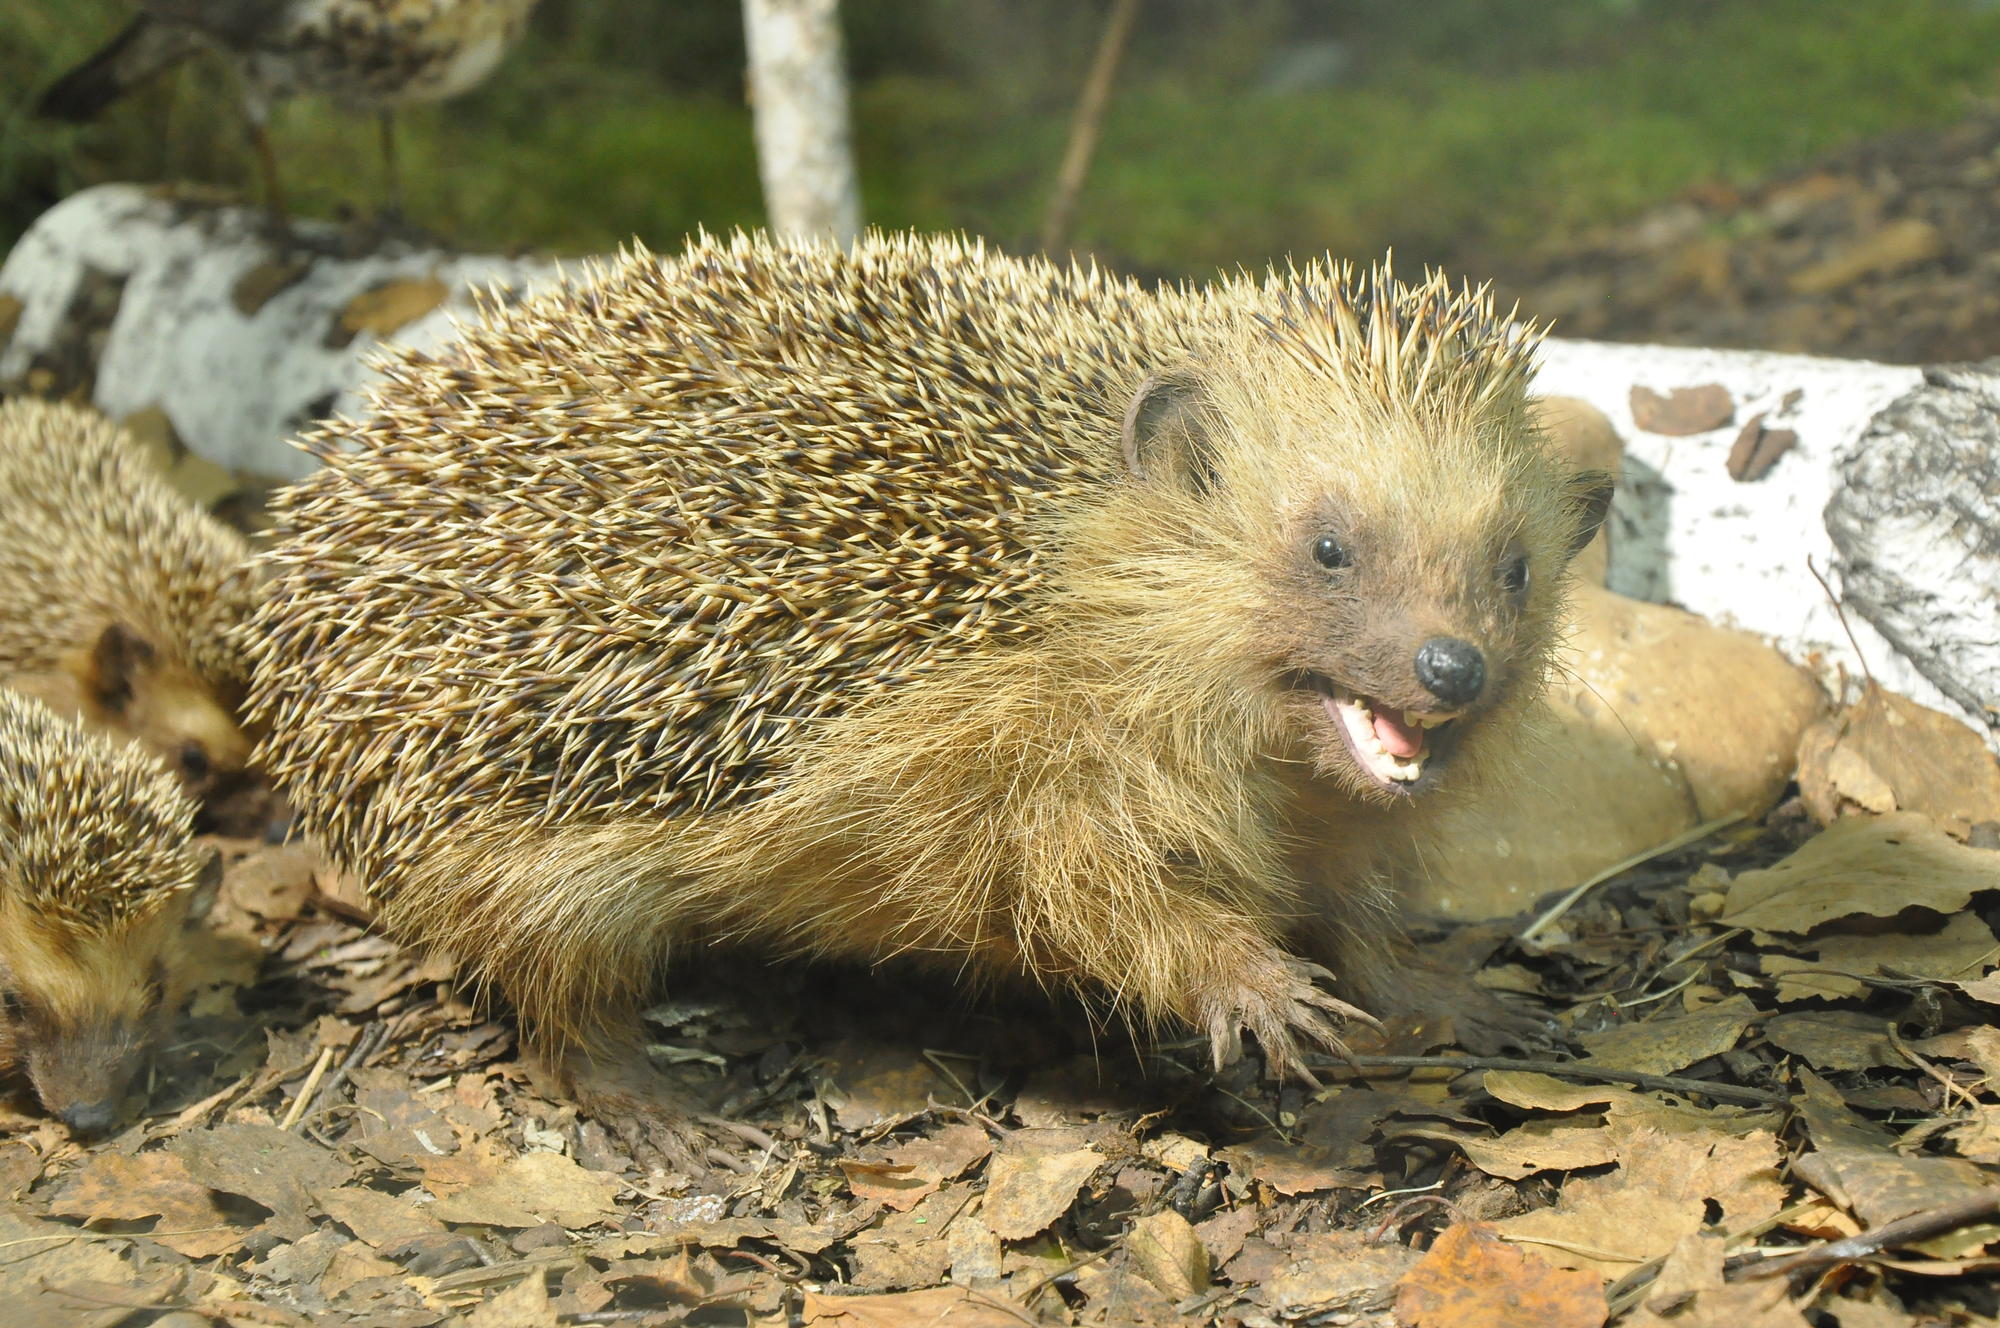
[4,795,2000,1325]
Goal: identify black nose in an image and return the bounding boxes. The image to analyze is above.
[57,1099,119,1137]
[1413,637,1486,705]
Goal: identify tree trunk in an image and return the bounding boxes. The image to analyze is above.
[743,0,863,246]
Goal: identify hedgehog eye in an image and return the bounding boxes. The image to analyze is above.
[1500,552,1531,598]
[1311,536,1352,571]
[0,991,27,1022]
[176,742,210,783]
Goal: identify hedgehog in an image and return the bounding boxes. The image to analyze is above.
[0,687,220,1133]
[247,231,1612,1130]
[0,398,263,824]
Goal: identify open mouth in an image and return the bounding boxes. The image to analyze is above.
[1299,676,1461,793]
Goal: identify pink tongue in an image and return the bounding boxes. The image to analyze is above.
[1373,706,1425,759]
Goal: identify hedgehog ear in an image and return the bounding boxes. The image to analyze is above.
[185,849,223,924]
[1566,469,1617,561]
[1121,375,1220,495]
[85,623,157,714]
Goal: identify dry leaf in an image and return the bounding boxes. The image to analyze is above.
[797,1285,1030,1326]
[1263,1231,1416,1320]
[45,1149,240,1258]
[463,1273,560,1328]
[980,1147,1102,1241]
[840,1160,935,1212]
[1798,685,2000,834]
[1579,997,1757,1075]
[1396,1223,1607,1328]
[1720,813,2000,934]
[170,1123,345,1227]
[319,1183,446,1248]
[1497,1122,1784,1276]
[1763,1011,1901,1071]
[328,273,450,348]
[1622,1232,1810,1327]
[428,1152,621,1229]
[1459,1116,1620,1181]
[1126,1209,1209,1299]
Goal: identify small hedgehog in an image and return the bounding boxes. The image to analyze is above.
[249,233,1610,1129]
[0,687,220,1133]
[0,398,262,824]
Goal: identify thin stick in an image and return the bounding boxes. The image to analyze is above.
[1736,1192,2000,1281]
[280,1046,335,1130]
[1038,0,1142,253]
[1306,1053,1785,1107]
[1519,812,1744,944]
[1806,554,1874,688]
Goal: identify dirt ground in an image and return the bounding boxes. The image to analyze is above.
[3,796,1999,1327]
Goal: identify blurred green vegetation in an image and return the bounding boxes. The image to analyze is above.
[4,0,1999,275]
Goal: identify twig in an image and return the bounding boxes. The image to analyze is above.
[298,1021,389,1126]
[1519,812,1745,944]
[1806,554,1875,688]
[1737,1192,2000,1281]
[1306,1053,1786,1106]
[1887,1023,1980,1113]
[279,1046,335,1130]
[1038,0,1143,253]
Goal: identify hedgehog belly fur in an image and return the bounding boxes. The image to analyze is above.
[249,230,1603,1076]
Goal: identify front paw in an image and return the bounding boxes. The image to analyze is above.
[1198,947,1379,1084]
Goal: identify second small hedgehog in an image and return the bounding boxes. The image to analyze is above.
[0,687,220,1133]
[0,398,261,819]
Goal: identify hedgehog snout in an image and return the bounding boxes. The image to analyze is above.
[56,1096,120,1137]
[1413,637,1486,706]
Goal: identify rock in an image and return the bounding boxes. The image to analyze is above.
[1826,360,2000,742]
[1420,584,1827,919]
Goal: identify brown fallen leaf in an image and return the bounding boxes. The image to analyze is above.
[170,1122,346,1229]
[1798,685,2000,837]
[1622,1232,1810,1328]
[1126,1208,1209,1300]
[1763,1011,1901,1071]
[1630,383,1734,435]
[1498,1121,1784,1276]
[45,1149,240,1258]
[1459,1116,1620,1182]
[1257,1230,1416,1320]
[980,1146,1103,1241]
[839,1159,935,1212]
[797,1285,1031,1327]
[319,1183,447,1248]
[463,1271,560,1328]
[1579,996,1758,1076]
[1396,1222,1606,1328]
[1726,412,1799,482]
[1720,812,2000,935]
[326,273,450,348]
[428,1151,622,1229]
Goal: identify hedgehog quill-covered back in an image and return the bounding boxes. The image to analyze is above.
[0,688,219,1132]
[0,399,263,821]
[249,232,1611,1143]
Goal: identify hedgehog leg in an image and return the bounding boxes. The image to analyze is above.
[1289,869,1557,1055]
[523,1039,713,1171]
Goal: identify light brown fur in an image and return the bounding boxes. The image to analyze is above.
[0,688,218,1131]
[0,398,261,819]
[249,233,1609,1111]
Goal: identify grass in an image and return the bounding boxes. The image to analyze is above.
[3,0,1999,276]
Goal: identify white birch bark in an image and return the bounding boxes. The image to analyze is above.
[743,0,863,245]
